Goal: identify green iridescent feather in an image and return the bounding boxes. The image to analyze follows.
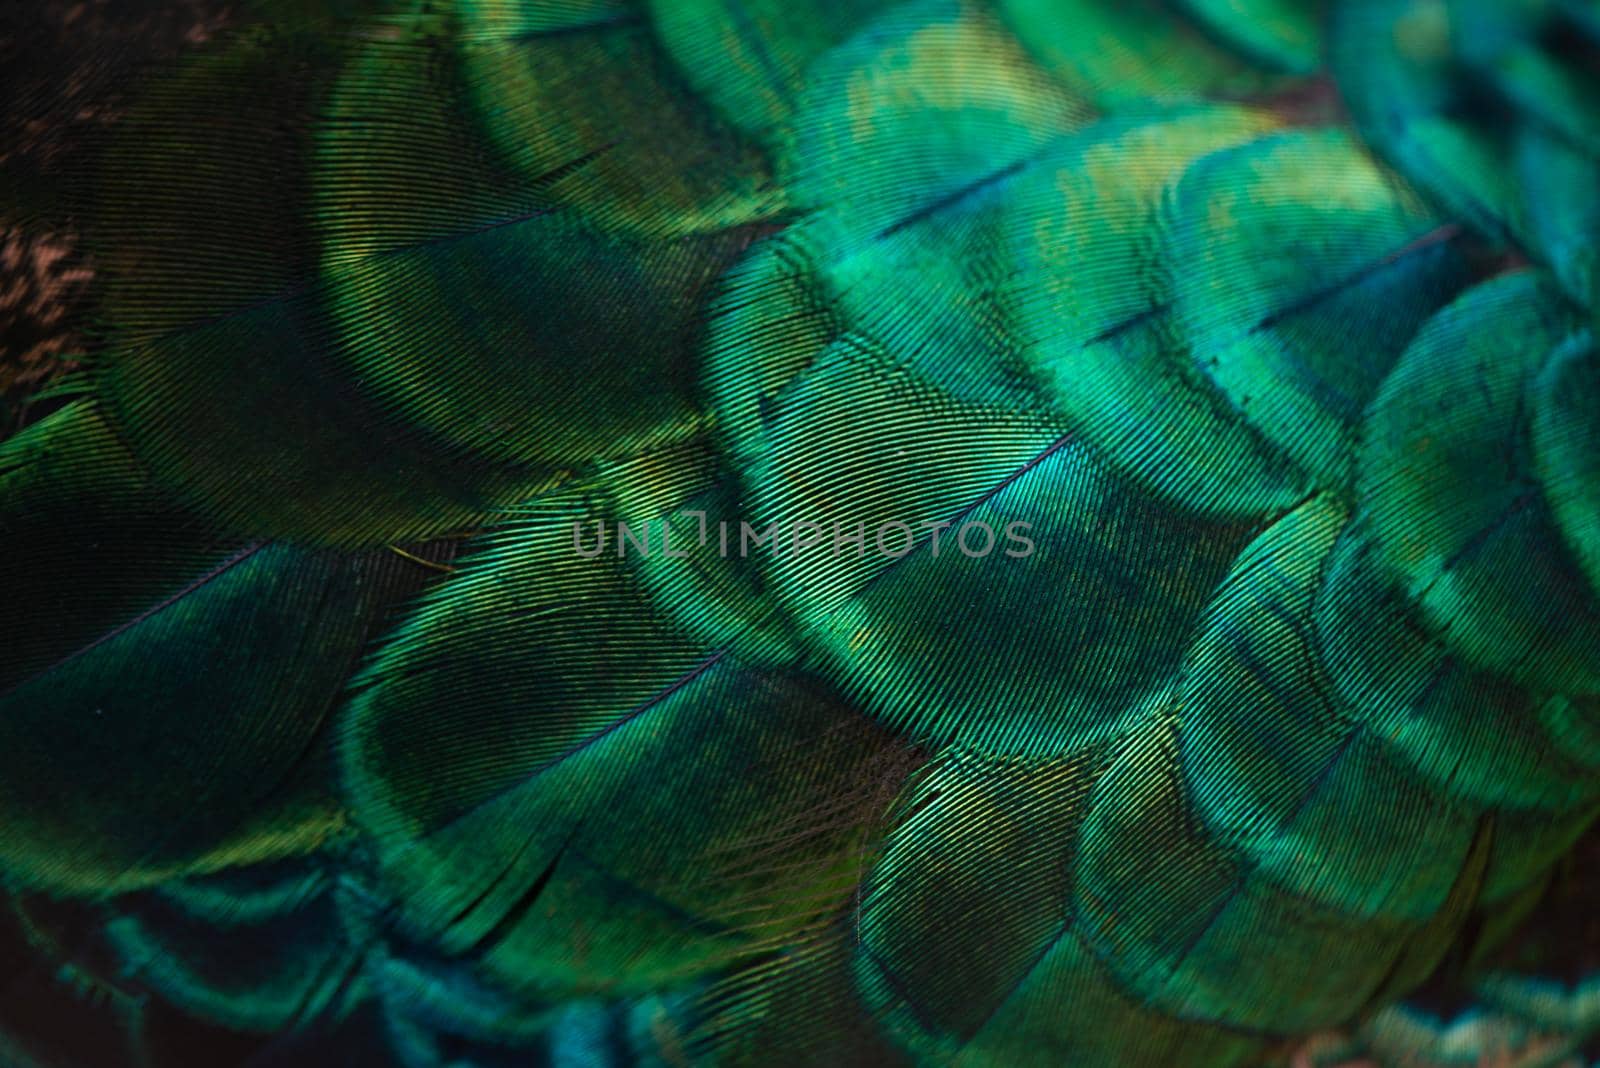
[2,0,1598,1065]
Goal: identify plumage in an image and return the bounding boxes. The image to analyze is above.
[1,0,1598,1065]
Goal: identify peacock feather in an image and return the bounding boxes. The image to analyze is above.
[1,0,1597,1064]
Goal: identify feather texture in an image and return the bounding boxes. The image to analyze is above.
[2,0,1598,1065]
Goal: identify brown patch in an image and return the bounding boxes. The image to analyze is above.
[0,0,233,436]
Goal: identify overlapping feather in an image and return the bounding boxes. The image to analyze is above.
[2,0,1597,1065]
